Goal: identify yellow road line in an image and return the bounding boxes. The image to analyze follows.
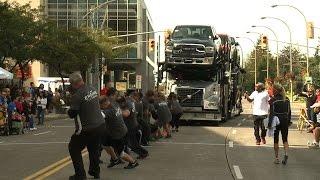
[24,150,88,180]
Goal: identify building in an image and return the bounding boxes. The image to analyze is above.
[43,0,157,92]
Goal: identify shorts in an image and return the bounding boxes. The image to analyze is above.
[102,135,126,156]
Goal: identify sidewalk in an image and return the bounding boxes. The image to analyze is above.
[45,112,69,121]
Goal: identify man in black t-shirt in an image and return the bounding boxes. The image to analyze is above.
[100,92,139,169]
[67,72,105,180]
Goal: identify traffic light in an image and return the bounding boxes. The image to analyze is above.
[261,35,268,49]
[149,39,155,51]
[307,22,314,39]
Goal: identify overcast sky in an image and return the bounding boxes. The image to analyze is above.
[145,0,320,57]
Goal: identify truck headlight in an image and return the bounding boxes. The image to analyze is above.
[203,100,218,110]
[205,46,215,53]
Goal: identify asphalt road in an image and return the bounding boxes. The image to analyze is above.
[0,101,319,180]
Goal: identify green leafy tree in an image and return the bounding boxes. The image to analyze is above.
[0,1,43,84]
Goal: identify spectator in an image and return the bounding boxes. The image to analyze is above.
[299,85,317,123]
[36,92,47,125]
[245,82,269,145]
[308,104,320,148]
[315,89,320,102]
[28,82,36,98]
[268,84,291,165]
[47,87,53,113]
[14,96,23,114]
[134,92,151,146]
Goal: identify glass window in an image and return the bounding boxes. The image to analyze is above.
[58,20,67,27]
[57,0,67,3]
[48,4,57,9]
[78,0,87,3]
[48,0,57,3]
[118,20,127,32]
[128,48,137,58]
[128,0,137,3]
[128,4,137,17]
[108,20,117,31]
[88,0,98,3]
[68,0,77,3]
[128,20,136,31]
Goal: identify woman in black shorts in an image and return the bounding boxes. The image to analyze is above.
[268,84,291,165]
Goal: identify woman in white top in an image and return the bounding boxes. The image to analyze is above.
[37,92,47,125]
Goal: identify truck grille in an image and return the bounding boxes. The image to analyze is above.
[172,44,206,59]
[177,88,204,107]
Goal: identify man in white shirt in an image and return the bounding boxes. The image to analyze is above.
[245,82,269,145]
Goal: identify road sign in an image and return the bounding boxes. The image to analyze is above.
[116,82,127,92]
[136,75,142,89]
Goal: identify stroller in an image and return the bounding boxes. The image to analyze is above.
[10,111,25,135]
[0,106,9,136]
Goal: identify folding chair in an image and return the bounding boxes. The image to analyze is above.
[297,108,311,132]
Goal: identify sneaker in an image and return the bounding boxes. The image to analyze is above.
[69,175,87,180]
[137,153,149,160]
[256,141,261,145]
[308,142,319,149]
[282,155,288,165]
[274,158,280,164]
[165,134,172,139]
[88,171,100,179]
[261,138,266,144]
[175,128,179,132]
[107,158,122,168]
[124,161,139,169]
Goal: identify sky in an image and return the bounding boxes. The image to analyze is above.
[145,0,320,59]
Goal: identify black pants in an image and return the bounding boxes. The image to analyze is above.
[138,119,151,145]
[170,113,182,129]
[127,129,148,156]
[68,124,105,178]
[253,115,267,142]
[307,108,317,123]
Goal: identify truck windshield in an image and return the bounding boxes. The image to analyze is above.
[172,26,213,40]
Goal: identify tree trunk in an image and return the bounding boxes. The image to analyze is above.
[18,62,25,88]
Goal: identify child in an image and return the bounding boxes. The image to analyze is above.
[99,96,139,169]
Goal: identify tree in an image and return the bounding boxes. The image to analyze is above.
[243,39,276,91]
[0,1,43,85]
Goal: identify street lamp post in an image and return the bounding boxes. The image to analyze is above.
[252,25,279,77]
[261,16,293,101]
[271,4,309,76]
[236,37,257,83]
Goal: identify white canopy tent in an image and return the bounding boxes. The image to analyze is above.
[0,67,13,79]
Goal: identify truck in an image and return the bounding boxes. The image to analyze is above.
[159,25,243,122]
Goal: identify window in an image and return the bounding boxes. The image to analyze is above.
[108,20,117,31]
[118,20,127,32]
[128,48,137,58]
[128,20,136,31]
[48,0,57,4]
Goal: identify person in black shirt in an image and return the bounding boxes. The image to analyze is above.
[120,93,149,159]
[268,84,291,165]
[67,72,106,180]
[99,96,139,169]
